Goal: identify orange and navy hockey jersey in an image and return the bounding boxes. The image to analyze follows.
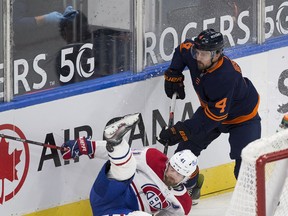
[168,39,260,135]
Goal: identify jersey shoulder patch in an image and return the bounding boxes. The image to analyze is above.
[224,56,242,73]
[146,148,168,179]
[180,39,194,53]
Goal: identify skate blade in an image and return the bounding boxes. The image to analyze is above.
[192,200,199,206]
[104,113,140,138]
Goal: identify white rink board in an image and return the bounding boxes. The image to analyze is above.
[1,45,288,215]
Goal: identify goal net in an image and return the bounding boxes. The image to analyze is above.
[226,129,288,216]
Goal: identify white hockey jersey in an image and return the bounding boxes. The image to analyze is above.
[92,141,192,216]
[130,148,192,215]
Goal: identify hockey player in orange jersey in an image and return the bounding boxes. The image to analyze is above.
[158,29,261,200]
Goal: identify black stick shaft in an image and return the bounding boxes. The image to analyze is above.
[0,133,64,151]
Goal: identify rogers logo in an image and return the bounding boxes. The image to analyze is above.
[0,124,30,204]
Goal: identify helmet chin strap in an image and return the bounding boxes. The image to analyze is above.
[204,51,217,70]
[205,51,215,70]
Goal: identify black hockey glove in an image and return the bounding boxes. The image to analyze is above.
[164,69,185,99]
[158,122,191,146]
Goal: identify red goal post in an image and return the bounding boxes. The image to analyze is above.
[226,130,288,216]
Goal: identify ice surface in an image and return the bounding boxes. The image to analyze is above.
[188,192,232,216]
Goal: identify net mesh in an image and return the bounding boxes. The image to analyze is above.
[226,130,288,216]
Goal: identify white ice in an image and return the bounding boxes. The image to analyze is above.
[188,192,232,216]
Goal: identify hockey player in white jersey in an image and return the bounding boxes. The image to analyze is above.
[61,113,198,216]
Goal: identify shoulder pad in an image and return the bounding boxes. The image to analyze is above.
[223,56,242,73]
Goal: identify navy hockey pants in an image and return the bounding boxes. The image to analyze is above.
[175,113,261,178]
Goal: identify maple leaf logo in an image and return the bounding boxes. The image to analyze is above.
[0,138,22,204]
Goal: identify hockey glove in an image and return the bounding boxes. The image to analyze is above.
[164,69,185,99]
[158,121,191,146]
[61,137,96,160]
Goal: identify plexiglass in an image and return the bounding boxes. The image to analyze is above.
[0,2,4,102]
[12,0,132,96]
[144,0,257,67]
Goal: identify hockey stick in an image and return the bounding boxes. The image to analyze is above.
[163,92,178,155]
[0,133,65,151]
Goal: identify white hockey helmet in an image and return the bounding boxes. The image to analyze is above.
[169,150,198,177]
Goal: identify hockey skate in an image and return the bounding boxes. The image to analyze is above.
[104,113,140,151]
[187,173,204,205]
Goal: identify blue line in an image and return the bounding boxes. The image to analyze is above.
[1,35,288,112]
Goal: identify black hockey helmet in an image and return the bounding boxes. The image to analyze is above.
[194,29,224,52]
